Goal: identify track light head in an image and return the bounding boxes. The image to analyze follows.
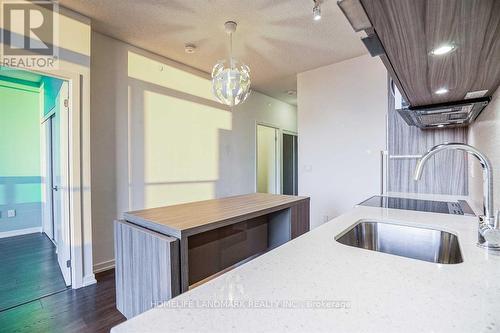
[313,0,322,21]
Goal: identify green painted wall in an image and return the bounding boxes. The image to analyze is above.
[0,80,42,233]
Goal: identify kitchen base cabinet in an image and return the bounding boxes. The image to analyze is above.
[114,220,180,319]
[114,193,310,318]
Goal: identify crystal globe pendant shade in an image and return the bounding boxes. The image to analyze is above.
[212,21,251,107]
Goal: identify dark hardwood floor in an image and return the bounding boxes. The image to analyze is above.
[0,233,67,311]
[0,269,126,333]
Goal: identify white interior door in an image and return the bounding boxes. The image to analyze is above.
[51,81,71,286]
[257,124,279,194]
[41,119,54,241]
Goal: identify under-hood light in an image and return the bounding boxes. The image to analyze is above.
[435,88,449,95]
[431,44,455,56]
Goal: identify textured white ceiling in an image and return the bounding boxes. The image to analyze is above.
[60,0,367,105]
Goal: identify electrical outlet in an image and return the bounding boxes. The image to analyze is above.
[7,209,16,218]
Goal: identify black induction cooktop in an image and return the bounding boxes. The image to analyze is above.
[359,196,475,216]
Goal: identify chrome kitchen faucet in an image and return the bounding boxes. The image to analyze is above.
[414,143,500,251]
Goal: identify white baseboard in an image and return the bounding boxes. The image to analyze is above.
[93,259,115,273]
[0,227,42,238]
[82,274,97,287]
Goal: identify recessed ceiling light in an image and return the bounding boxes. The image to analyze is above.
[435,88,449,95]
[313,0,321,21]
[431,44,455,55]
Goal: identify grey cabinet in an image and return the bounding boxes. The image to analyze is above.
[114,220,180,319]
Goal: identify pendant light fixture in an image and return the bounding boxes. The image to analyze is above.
[211,21,251,107]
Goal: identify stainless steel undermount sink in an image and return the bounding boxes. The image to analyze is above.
[335,220,463,264]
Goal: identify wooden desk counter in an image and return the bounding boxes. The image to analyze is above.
[123,193,309,238]
[114,193,310,318]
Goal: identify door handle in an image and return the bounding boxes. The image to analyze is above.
[52,185,59,191]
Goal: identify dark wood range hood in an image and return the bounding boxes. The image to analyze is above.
[338,0,500,129]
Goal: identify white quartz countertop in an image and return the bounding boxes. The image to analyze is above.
[112,198,500,333]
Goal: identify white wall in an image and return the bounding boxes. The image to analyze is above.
[297,54,387,228]
[468,89,500,213]
[90,32,297,271]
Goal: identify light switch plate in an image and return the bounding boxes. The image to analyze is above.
[7,209,16,218]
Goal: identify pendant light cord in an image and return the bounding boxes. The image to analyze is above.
[229,31,234,68]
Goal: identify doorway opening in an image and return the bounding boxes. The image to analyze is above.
[256,124,279,194]
[256,124,299,195]
[0,66,71,311]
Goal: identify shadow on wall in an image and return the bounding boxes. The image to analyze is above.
[0,29,90,68]
[125,51,236,210]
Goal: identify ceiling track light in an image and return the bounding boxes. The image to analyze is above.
[313,0,322,21]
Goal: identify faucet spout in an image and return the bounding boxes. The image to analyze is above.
[414,143,499,250]
[413,146,439,181]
